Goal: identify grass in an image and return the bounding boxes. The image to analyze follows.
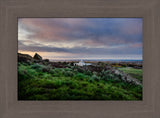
[18,63,142,100]
[118,67,143,82]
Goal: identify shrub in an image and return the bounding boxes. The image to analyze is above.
[28,94,48,100]
[85,70,92,76]
[74,73,86,80]
[77,67,85,73]
[91,74,100,81]
[41,73,53,79]
[18,62,142,100]
[31,63,51,72]
[62,70,74,77]
[50,68,63,77]
[18,64,37,81]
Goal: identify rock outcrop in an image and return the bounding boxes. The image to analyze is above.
[18,53,50,65]
[18,53,33,63]
[33,53,42,60]
[43,59,49,62]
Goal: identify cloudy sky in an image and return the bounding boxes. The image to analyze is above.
[18,18,143,60]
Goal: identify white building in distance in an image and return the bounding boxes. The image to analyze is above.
[74,60,91,66]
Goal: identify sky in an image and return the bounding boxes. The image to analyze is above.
[18,18,143,60]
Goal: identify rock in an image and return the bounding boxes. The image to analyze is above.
[42,67,50,72]
[43,59,49,62]
[42,59,50,65]
[33,53,42,60]
[18,53,33,63]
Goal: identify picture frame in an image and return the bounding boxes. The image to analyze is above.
[0,0,160,118]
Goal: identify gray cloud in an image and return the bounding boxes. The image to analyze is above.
[18,18,143,59]
[19,41,142,55]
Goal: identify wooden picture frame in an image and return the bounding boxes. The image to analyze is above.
[0,0,160,118]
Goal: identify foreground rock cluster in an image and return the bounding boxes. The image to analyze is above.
[18,53,49,64]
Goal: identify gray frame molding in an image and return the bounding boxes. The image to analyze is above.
[0,0,160,118]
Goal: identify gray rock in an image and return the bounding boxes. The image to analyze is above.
[33,53,42,60]
[18,53,33,63]
[43,59,49,62]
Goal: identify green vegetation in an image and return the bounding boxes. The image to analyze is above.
[118,67,143,82]
[18,63,142,100]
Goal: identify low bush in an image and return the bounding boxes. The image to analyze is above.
[18,62,142,100]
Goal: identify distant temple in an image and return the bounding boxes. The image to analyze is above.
[75,59,86,66]
[74,59,91,66]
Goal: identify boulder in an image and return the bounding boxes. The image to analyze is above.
[42,59,50,65]
[33,53,42,60]
[18,53,33,63]
[43,59,49,62]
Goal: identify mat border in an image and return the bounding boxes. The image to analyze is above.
[0,0,160,118]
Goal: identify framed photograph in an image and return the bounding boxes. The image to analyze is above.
[18,17,143,101]
[0,0,160,118]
